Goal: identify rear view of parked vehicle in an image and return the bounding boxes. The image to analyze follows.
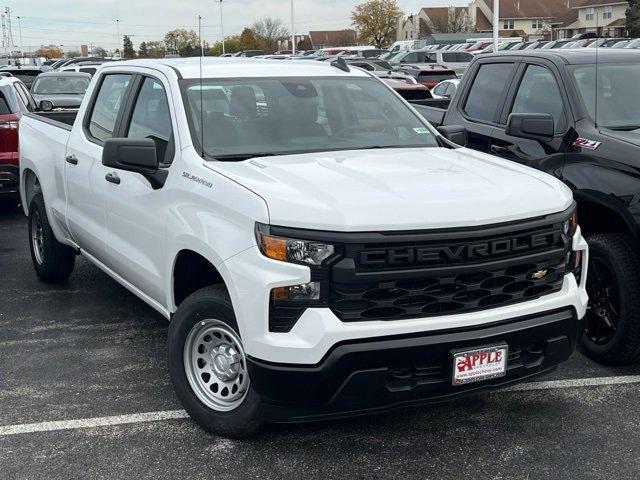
[30,72,91,110]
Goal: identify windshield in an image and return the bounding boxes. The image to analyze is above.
[572,63,640,129]
[32,76,90,95]
[182,77,438,160]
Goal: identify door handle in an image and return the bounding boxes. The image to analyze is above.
[65,154,78,165]
[490,145,510,156]
[105,172,121,185]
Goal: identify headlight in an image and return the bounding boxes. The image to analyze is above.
[563,210,578,236]
[255,223,335,266]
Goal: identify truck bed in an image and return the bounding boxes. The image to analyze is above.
[409,99,450,127]
[24,111,78,130]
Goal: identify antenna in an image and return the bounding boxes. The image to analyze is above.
[198,14,205,157]
[594,15,599,129]
[331,56,350,72]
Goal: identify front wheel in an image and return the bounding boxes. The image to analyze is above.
[167,285,263,438]
[582,234,640,365]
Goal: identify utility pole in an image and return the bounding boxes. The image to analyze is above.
[17,15,22,57]
[116,18,120,57]
[291,0,295,54]
[492,0,499,51]
[218,0,225,55]
[198,15,203,57]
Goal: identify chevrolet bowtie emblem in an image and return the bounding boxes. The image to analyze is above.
[531,269,548,280]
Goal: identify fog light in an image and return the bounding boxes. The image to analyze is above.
[271,282,321,301]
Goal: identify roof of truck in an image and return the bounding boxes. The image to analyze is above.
[487,49,640,64]
[101,57,371,79]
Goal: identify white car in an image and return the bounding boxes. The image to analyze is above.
[19,57,588,437]
[431,78,461,99]
[391,49,473,74]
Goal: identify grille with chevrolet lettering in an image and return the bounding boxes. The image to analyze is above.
[327,212,571,322]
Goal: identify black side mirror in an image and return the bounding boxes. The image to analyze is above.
[102,138,167,189]
[437,125,467,147]
[506,113,554,141]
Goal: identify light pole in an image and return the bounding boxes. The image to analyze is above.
[492,0,499,51]
[116,19,120,57]
[218,0,225,55]
[291,0,295,55]
[16,15,23,58]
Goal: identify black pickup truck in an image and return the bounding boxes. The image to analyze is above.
[415,49,640,365]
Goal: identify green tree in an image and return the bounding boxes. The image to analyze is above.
[352,0,403,48]
[164,29,200,57]
[252,18,288,52]
[627,0,640,37]
[138,41,149,58]
[123,35,135,59]
[146,40,166,58]
[210,35,241,56]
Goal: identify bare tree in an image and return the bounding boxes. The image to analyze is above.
[252,18,289,52]
[430,7,472,33]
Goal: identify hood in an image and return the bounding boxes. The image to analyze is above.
[601,128,640,148]
[32,94,83,108]
[206,147,573,232]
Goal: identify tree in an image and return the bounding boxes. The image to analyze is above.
[238,28,265,51]
[92,46,107,57]
[138,41,149,58]
[164,29,200,57]
[252,18,289,52]
[35,45,63,59]
[67,50,81,58]
[146,40,166,58]
[627,0,640,37]
[352,0,403,48]
[210,35,241,56]
[297,36,312,51]
[123,35,135,59]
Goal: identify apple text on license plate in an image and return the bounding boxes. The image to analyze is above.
[452,345,508,386]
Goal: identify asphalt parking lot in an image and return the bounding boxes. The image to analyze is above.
[1,203,640,480]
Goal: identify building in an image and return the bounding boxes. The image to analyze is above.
[308,29,358,48]
[398,7,474,40]
[397,0,629,41]
[554,0,629,38]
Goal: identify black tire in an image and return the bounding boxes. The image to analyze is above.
[582,233,640,365]
[28,193,76,283]
[167,285,263,438]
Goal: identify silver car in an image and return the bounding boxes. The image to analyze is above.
[30,71,91,110]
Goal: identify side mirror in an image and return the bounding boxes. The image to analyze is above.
[40,100,54,111]
[437,125,468,147]
[102,138,167,189]
[506,113,554,141]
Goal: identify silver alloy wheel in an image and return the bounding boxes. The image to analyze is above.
[31,211,44,265]
[184,319,249,412]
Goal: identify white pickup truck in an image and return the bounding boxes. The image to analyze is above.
[20,57,588,438]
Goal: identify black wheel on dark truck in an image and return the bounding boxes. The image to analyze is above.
[167,285,263,439]
[582,234,640,365]
[28,193,76,283]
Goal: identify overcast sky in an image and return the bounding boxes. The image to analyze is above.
[13,0,468,52]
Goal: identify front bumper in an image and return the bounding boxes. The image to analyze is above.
[249,307,583,423]
[0,164,19,195]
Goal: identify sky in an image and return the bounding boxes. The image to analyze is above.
[12,0,468,53]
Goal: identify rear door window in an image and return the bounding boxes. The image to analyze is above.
[463,63,515,123]
[86,73,131,142]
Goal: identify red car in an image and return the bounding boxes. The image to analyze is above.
[0,76,34,201]
[380,77,433,101]
[398,65,458,89]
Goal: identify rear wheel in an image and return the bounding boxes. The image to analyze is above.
[582,234,640,365]
[167,285,263,438]
[28,193,76,283]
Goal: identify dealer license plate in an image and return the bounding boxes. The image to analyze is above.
[452,345,508,386]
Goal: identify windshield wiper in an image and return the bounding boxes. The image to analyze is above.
[209,152,282,161]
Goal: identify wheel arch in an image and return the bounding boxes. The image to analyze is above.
[171,249,230,311]
[21,168,40,216]
[574,189,639,242]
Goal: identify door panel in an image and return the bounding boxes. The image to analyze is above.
[103,75,175,303]
[65,73,133,261]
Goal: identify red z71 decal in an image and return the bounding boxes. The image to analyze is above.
[573,138,601,150]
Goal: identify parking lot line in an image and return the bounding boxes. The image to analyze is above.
[2,374,639,437]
